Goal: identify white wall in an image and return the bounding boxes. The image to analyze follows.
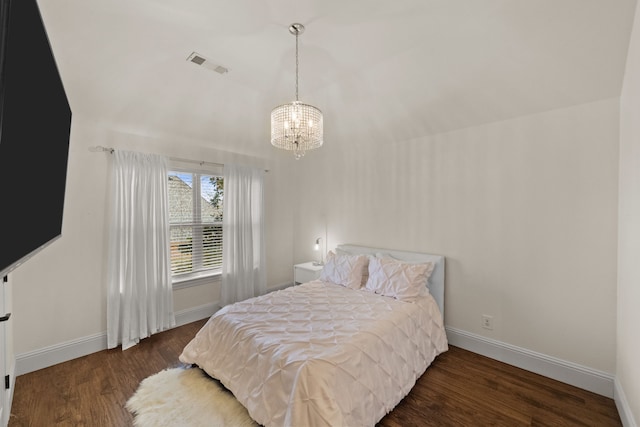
[11,117,294,356]
[293,98,619,374]
[618,0,640,424]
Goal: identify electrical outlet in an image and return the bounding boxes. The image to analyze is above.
[482,314,493,330]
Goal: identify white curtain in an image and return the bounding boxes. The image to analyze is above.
[221,164,266,305]
[107,150,175,350]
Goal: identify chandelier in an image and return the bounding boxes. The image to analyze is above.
[271,23,323,160]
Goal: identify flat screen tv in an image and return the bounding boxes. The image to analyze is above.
[0,0,72,278]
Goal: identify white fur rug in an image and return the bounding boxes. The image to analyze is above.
[126,367,258,427]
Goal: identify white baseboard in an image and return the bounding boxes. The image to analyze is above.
[615,378,638,427]
[16,302,219,376]
[15,331,108,376]
[445,326,615,398]
[174,301,219,327]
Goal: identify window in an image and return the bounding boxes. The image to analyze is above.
[168,170,223,284]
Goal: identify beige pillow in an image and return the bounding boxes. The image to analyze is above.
[335,248,372,286]
[365,256,434,301]
[319,251,369,289]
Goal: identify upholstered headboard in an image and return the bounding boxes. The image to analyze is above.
[335,244,445,317]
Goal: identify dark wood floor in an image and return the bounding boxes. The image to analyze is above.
[9,319,621,427]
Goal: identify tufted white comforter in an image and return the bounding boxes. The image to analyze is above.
[179,280,448,427]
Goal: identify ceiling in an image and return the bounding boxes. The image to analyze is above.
[37,0,637,156]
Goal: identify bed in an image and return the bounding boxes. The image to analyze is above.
[179,244,448,426]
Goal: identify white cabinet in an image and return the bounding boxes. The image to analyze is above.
[293,262,323,285]
[0,275,13,427]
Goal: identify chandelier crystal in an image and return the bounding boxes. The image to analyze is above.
[271,23,323,160]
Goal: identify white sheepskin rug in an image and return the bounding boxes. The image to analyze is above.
[126,367,258,427]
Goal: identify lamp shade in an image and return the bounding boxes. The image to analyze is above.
[271,101,323,159]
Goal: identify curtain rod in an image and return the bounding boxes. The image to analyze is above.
[90,146,269,172]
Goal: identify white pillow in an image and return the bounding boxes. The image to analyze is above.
[365,256,435,301]
[375,252,432,292]
[319,251,369,289]
[335,248,373,286]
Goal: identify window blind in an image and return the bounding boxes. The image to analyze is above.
[168,171,223,278]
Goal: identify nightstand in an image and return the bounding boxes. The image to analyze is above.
[294,262,323,285]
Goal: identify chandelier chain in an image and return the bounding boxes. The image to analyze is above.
[295,31,299,101]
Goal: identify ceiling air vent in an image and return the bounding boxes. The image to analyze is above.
[186,52,229,74]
